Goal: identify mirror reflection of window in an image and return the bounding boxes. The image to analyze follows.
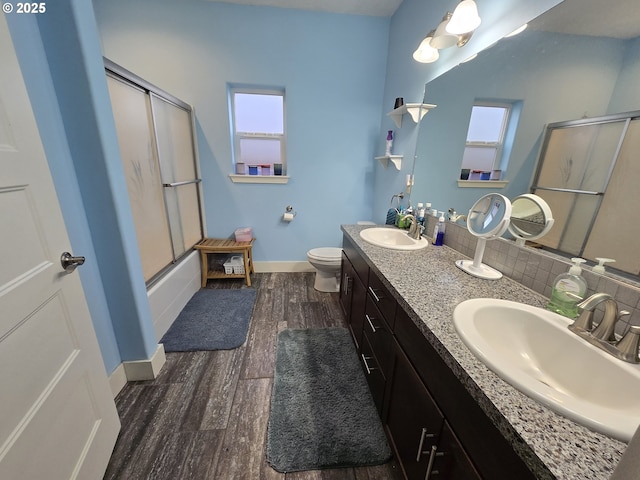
[460,103,513,180]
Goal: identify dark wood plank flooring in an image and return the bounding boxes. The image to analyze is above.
[104,272,403,479]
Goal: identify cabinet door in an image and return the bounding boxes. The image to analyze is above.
[385,346,444,480]
[350,271,366,351]
[341,252,367,351]
[339,253,353,318]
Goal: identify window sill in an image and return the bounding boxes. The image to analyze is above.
[229,174,290,184]
[457,180,508,188]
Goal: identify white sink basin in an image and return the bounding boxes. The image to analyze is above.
[453,298,640,442]
[359,227,428,251]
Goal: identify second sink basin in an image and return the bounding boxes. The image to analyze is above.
[359,227,428,251]
[453,298,640,442]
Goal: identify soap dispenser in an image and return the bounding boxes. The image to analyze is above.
[546,258,588,319]
[593,257,615,274]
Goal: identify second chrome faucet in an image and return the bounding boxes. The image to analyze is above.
[568,292,638,363]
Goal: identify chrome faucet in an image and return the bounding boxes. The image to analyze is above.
[448,208,467,224]
[404,215,423,240]
[568,292,638,363]
[572,293,619,341]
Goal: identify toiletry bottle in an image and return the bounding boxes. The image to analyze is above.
[432,211,446,246]
[546,258,588,319]
[417,203,425,225]
[385,130,393,156]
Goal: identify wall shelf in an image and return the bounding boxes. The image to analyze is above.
[387,103,437,128]
[457,180,509,188]
[375,155,403,170]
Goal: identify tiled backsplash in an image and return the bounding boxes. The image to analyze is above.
[423,216,640,337]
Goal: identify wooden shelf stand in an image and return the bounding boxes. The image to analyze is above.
[194,237,255,287]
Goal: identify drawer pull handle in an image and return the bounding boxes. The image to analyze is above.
[415,427,436,462]
[366,314,378,333]
[424,445,444,479]
[361,354,376,374]
[368,286,382,302]
[342,273,352,295]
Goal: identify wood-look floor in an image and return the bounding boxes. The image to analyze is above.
[104,272,403,480]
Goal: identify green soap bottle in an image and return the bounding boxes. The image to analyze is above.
[546,258,587,319]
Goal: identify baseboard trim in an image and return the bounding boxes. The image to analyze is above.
[122,344,166,382]
[254,261,314,273]
[108,363,128,398]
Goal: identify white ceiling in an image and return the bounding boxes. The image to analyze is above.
[208,0,403,17]
[208,0,640,37]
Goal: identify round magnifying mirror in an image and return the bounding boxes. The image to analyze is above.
[507,194,554,246]
[456,193,512,280]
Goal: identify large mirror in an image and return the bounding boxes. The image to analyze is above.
[410,0,640,278]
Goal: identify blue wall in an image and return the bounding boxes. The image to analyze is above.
[93,0,390,259]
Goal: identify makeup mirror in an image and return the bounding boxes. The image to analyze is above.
[508,194,554,246]
[456,193,512,279]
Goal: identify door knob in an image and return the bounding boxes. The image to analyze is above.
[60,252,85,273]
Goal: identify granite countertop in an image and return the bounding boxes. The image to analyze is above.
[341,224,626,480]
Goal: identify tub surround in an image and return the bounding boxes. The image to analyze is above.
[341,224,626,480]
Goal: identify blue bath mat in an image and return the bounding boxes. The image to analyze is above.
[160,288,256,352]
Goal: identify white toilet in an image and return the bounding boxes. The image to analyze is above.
[307,247,343,292]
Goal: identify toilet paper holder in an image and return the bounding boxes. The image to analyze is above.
[285,205,297,217]
[282,205,297,222]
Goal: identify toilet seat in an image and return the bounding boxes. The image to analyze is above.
[307,247,342,263]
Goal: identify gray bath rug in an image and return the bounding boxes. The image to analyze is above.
[160,288,256,352]
[266,327,392,472]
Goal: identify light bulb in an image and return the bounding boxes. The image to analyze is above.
[413,34,439,63]
[446,0,481,35]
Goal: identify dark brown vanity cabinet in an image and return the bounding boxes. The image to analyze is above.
[340,234,537,480]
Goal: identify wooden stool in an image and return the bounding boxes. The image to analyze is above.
[195,238,255,287]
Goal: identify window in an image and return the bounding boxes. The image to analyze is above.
[230,88,286,179]
[460,103,511,180]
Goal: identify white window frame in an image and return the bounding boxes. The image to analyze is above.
[459,101,512,188]
[228,87,289,184]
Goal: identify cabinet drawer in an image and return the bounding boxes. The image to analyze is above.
[342,236,369,284]
[363,296,393,378]
[367,272,396,329]
[359,334,386,414]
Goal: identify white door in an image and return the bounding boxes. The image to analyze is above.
[0,15,120,480]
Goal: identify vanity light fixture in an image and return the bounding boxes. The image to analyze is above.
[430,13,459,49]
[446,0,482,35]
[413,2,481,64]
[413,30,440,63]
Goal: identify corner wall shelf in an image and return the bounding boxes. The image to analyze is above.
[375,155,403,170]
[387,103,437,128]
